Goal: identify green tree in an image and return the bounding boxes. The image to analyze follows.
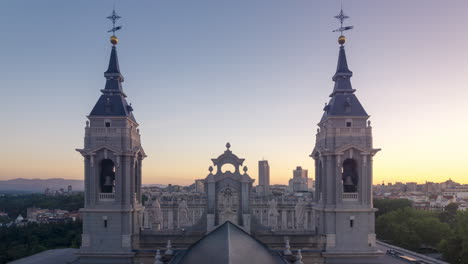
[439,211,468,264]
[439,203,459,228]
[374,198,412,218]
[0,220,82,264]
[376,207,450,251]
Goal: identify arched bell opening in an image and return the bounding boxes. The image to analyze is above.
[100,159,115,193]
[342,159,358,193]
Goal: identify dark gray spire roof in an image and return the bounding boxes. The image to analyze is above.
[321,45,368,122]
[172,222,287,264]
[331,46,354,95]
[103,46,124,92]
[89,46,136,122]
[105,46,121,74]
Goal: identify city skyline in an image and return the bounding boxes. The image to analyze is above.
[2,0,468,185]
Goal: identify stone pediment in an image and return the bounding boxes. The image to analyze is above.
[76,145,121,156]
[335,143,380,156]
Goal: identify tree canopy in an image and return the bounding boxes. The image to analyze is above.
[0,220,82,264]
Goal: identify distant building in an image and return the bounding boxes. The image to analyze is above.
[194,179,205,193]
[15,214,24,223]
[258,160,270,195]
[67,185,72,193]
[307,178,315,192]
[443,187,468,199]
[289,166,309,192]
[406,182,417,192]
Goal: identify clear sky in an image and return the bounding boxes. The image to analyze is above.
[1,0,467,185]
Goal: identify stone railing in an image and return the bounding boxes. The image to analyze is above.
[99,192,115,202]
[342,192,358,201]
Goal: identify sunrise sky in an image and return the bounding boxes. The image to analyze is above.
[1,0,467,185]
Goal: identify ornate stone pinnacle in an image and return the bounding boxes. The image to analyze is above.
[165,240,173,255]
[283,240,292,255]
[154,250,163,264]
[294,249,303,264]
[226,142,231,150]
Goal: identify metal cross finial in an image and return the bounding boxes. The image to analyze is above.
[332,6,353,35]
[107,9,122,35]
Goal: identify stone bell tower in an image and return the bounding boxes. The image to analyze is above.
[76,10,146,264]
[310,8,382,263]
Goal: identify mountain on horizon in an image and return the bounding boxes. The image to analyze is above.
[0,178,84,193]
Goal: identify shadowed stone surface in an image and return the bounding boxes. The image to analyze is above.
[8,248,78,264]
[172,221,287,264]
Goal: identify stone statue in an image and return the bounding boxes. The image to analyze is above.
[143,207,151,229]
[295,198,306,229]
[178,199,190,227]
[221,188,234,213]
[219,188,238,224]
[268,198,279,228]
[142,198,152,229]
[152,197,163,230]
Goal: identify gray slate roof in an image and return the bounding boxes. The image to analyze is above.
[8,248,78,264]
[171,221,288,264]
[321,45,368,122]
[89,46,136,122]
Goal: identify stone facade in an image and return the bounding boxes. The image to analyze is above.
[77,16,382,263]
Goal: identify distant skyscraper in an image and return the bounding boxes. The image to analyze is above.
[258,160,270,195]
[289,166,309,192]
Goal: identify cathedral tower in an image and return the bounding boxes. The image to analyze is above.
[76,10,146,264]
[311,9,382,263]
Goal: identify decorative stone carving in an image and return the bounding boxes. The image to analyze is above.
[165,240,173,255]
[283,239,292,255]
[295,198,306,229]
[178,199,190,227]
[143,207,151,229]
[152,197,163,230]
[267,198,279,229]
[294,250,304,264]
[154,250,163,264]
[218,187,238,224]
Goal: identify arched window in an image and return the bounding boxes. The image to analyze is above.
[100,159,115,193]
[342,159,358,193]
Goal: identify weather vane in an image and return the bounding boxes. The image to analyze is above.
[332,6,353,45]
[107,9,122,45]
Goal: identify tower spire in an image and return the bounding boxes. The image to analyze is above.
[89,9,135,121]
[103,9,124,93]
[321,8,367,121]
[330,6,354,95]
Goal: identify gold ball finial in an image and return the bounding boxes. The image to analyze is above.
[338,35,346,45]
[110,35,119,45]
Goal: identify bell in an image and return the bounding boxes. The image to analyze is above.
[104,175,113,186]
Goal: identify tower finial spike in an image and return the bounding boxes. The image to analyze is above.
[107,9,122,45]
[332,6,353,45]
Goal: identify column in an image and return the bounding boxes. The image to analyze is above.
[281,209,287,230]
